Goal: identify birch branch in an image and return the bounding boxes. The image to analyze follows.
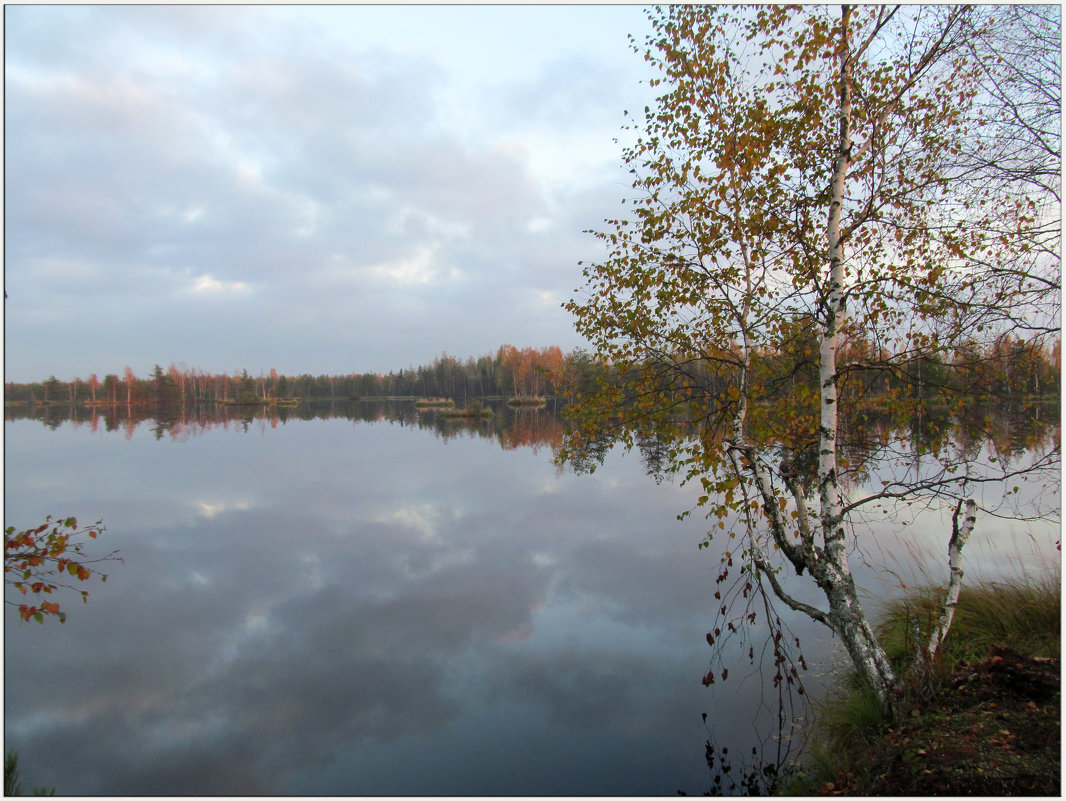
[751,553,832,629]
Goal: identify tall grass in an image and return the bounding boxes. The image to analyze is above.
[877,561,1060,670]
[783,560,1060,792]
[4,751,55,796]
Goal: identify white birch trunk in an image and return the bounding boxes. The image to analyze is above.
[819,6,897,710]
[821,6,851,575]
[927,498,977,659]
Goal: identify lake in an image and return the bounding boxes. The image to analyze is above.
[4,401,1057,795]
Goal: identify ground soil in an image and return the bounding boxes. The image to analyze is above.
[816,646,1061,796]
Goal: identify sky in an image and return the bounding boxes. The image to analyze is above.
[4,4,659,383]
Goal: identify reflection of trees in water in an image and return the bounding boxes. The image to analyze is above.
[9,399,1056,471]
[837,401,1060,490]
[5,399,570,452]
[497,408,564,454]
[636,431,673,485]
[568,401,1060,491]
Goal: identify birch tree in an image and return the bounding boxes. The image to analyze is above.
[563,5,1060,712]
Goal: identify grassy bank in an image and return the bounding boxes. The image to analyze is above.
[786,567,1060,795]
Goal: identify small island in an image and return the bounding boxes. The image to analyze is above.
[507,396,547,407]
[415,398,456,408]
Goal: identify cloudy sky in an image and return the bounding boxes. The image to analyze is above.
[5,4,659,383]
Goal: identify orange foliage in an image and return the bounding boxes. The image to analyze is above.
[4,516,118,624]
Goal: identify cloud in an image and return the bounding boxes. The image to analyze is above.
[195,499,252,517]
[368,246,442,286]
[188,274,250,295]
[3,410,756,794]
[491,52,638,132]
[3,5,656,381]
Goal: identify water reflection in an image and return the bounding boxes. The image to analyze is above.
[4,398,567,453]
[6,410,759,795]
[3,400,1058,795]
[8,397,1055,481]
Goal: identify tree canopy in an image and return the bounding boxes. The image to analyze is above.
[563,5,1060,711]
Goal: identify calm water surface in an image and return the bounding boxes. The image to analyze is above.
[4,404,1056,795]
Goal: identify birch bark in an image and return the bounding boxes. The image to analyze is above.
[819,5,898,710]
[927,499,978,658]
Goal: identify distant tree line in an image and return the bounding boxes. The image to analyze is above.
[604,330,1059,427]
[3,345,606,409]
[4,335,1058,414]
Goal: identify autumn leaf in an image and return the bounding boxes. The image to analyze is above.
[558,3,1059,710]
[5,516,118,623]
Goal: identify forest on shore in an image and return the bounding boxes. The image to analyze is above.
[5,345,592,408]
[5,334,1060,413]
